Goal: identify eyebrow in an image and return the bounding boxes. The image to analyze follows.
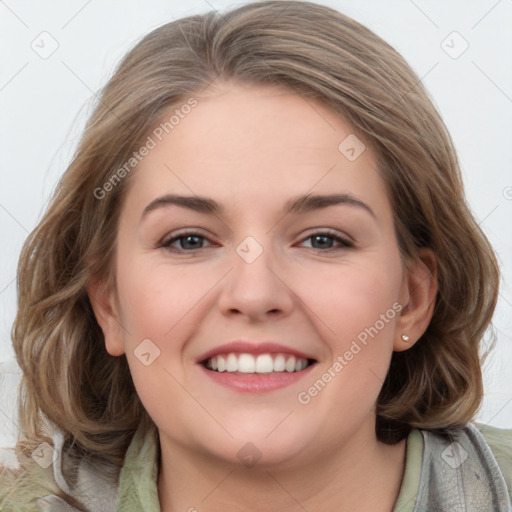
[140,192,376,221]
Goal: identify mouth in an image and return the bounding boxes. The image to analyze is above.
[196,340,318,392]
[202,352,317,375]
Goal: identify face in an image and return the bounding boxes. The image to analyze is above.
[93,80,429,469]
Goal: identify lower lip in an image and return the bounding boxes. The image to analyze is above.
[199,363,316,393]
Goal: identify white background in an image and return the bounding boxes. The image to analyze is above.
[1,0,511,447]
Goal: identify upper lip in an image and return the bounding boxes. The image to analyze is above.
[197,340,317,364]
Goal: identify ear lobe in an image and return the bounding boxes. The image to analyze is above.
[394,248,438,352]
[87,276,125,356]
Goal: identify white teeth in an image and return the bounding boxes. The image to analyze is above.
[285,356,296,372]
[273,354,286,372]
[226,353,238,372]
[205,353,310,374]
[238,353,256,373]
[295,358,307,371]
[255,354,274,373]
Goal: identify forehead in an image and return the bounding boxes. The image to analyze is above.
[167,80,357,164]
[122,81,391,223]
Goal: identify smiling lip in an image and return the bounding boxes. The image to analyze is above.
[197,340,317,393]
[199,362,315,393]
[196,340,315,363]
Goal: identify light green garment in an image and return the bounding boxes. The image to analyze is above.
[393,428,423,511]
[1,422,511,511]
[115,424,161,512]
[114,427,424,511]
[115,421,512,512]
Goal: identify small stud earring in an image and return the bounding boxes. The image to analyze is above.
[401,334,410,343]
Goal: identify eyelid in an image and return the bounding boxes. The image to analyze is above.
[297,228,354,249]
[158,229,214,251]
[159,227,355,253]
[299,227,354,245]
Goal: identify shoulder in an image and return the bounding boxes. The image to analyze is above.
[0,431,120,512]
[416,422,512,510]
[0,445,61,511]
[474,422,512,502]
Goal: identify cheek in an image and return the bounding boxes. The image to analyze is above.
[114,259,199,428]
[301,258,402,402]
[301,258,401,341]
[113,257,217,405]
[115,256,210,341]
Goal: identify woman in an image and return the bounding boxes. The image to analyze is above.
[1,1,511,510]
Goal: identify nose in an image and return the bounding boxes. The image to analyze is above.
[217,236,295,322]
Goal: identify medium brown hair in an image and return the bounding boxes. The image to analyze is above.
[9,0,499,481]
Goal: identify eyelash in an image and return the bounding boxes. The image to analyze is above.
[159,229,354,253]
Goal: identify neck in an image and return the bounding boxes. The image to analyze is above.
[157,419,407,512]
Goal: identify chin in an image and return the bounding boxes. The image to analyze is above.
[207,419,318,469]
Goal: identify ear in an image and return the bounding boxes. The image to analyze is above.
[394,248,438,352]
[87,275,125,356]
